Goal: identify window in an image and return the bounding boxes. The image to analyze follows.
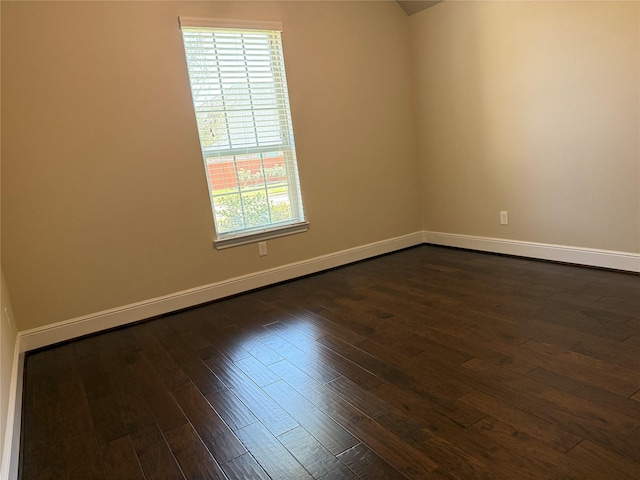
[179,17,307,248]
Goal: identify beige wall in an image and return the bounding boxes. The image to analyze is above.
[0,271,18,472]
[3,1,639,334]
[1,1,420,331]
[411,1,640,253]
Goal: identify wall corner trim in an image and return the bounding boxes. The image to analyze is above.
[18,231,424,353]
[423,231,640,273]
[1,338,24,480]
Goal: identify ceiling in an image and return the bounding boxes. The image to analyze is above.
[397,1,443,16]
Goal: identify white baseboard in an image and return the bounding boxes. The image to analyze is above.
[17,229,639,354]
[19,232,424,353]
[1,339,23,480]
[423,231,640,273]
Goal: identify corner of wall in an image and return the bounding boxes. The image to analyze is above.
[1,272,22,480]
[0,338,22,480]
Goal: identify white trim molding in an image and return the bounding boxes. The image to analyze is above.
[1,338,23,480]
[178,17,283,32]
[423,231,640,273]
[19,232,424,353]
[17,229,639,354]
[215,222,309,250]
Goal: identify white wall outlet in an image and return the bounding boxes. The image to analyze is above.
[500,211,509,225]
[258,241,268,256]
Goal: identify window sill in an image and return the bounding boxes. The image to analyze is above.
[214,222,309,250]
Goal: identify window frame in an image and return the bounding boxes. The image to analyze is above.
[179,17,308,249]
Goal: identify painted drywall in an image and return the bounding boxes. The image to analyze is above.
[411,1,640,253]
[1,1,420,331]
[0,271,18,477]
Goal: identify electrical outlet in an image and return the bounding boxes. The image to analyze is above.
[500,211,509,225]
[258,241,268,256]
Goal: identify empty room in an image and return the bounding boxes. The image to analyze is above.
[1,1,639,479]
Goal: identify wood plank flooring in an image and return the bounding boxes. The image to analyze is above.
[20,245,640,479]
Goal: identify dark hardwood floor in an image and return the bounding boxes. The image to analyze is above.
[20,245,640,479]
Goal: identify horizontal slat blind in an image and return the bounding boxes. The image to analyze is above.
[180,18,305,241]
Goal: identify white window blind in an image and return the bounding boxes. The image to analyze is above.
[179,17,306,247]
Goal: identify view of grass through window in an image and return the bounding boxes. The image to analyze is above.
[207,153,292,232]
